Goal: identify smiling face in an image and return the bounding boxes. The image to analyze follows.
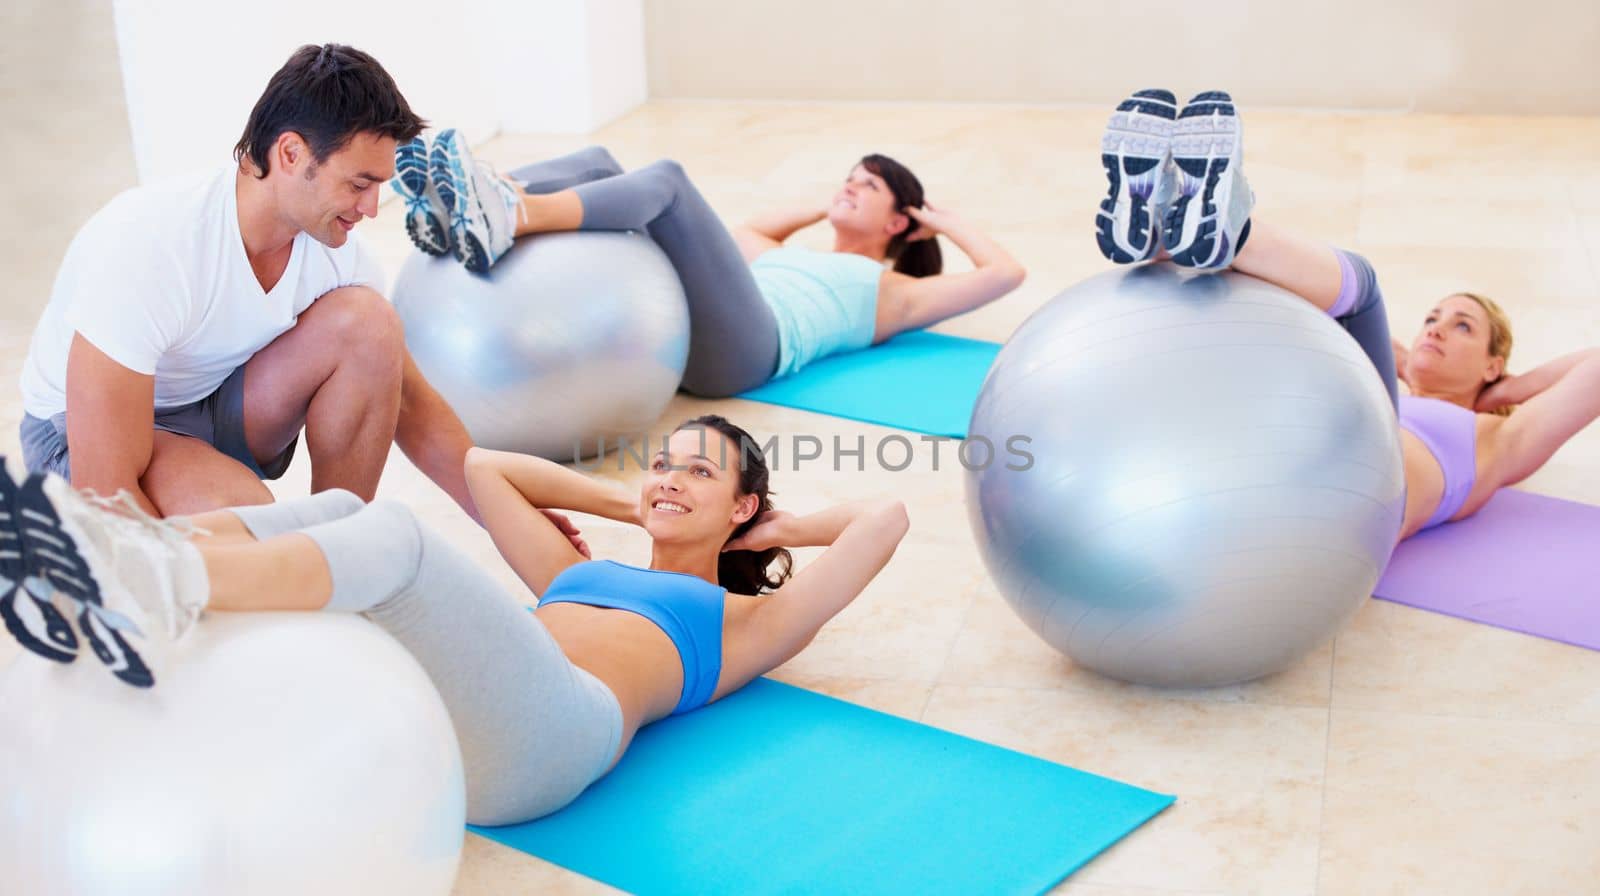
[1405,293,1508,395]
[271,130,395,248]
[826,164,910,245]
[638,427,759,548]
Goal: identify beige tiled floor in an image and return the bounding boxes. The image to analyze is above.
[5,5,1600,896]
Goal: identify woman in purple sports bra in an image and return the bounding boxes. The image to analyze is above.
[1097,88,1600,542]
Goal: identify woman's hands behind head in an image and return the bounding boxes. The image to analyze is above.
[905,202,958,242]
[722,509,796,553]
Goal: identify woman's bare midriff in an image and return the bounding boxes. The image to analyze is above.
[533,593,770,765]
[535,603,680,760]
[1399,431,1447,540]
[1398,414,1507,541]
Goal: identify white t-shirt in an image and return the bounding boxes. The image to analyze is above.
[20,165,383,419]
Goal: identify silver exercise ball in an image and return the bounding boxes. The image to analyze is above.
[966,265,1405,688]
[394,231,690,461]
[0,613,465,895]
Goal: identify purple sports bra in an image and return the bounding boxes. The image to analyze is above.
[1397,395,1478,530]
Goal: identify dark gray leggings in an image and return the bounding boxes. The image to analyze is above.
[1329,249,1398,410]
[510,148,779,397]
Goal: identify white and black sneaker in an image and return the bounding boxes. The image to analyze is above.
[13,474,153,687]
[1097,89,1179,264]
[13,477,212,688]
[0,460,79,664]
[1164,91,1254,269]
[71,489,209,635]
[45,479,210,643]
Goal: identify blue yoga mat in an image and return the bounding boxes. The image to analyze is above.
[737,331,1002,437]
[470,678,1173,896]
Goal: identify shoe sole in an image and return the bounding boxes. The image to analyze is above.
[0,466,78,662]
[1165,91,1242,268]
[395,139,452,258]
[1097,90,1177,265]
[430,130,494,275]
[1,580,78,662]
[77,600,154,688]
[18,476,102,605]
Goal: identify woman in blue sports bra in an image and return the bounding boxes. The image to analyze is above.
[8,415,908,826]
[393,131,1026,397]
[1094,89,1600,542]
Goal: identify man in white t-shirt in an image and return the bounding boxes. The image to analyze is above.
[16,44,484,520]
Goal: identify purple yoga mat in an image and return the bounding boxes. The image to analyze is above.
[1374,489,1600,650]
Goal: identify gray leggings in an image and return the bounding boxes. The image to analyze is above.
[1328,248,1399,410]
[226,491,623,826]
[509,147,780,397]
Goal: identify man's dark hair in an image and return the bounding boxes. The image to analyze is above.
[235,44,424,178]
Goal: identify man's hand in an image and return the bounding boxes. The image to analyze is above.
[541,509,591,559]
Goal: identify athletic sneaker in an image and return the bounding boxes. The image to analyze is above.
[392,135,454,257]
[12,475,153,687]
[1096,89,1179,264]
[431,129,522,275]
[44,480,209,646]
[16,478,211,688]
[1164,91,1255,269]
[0,459,79,664]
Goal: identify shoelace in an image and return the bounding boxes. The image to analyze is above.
[391,176,424,208]
[491,168,528,230]
[465,160,524,236]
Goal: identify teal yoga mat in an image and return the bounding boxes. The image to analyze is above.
[470,678,1174,895]
[737,331,1002,437]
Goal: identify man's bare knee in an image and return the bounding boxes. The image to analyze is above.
[300,287,403,358]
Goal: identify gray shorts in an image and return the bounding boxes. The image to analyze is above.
[18,365,297,481]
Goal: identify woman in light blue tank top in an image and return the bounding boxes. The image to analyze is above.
[396,135,1027,396]
[1094,88,1600,542]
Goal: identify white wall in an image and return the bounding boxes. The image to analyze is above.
[493,0,649,133]
[643,0,1600,115]
[114,0,647,184]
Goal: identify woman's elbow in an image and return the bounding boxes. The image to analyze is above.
[1003,263,1027,292]
[463,445,492,473]
[988,261,1026,294]
[464,445,509,485]
[873,499,911,543]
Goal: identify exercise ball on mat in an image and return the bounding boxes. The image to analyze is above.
[965,264,1405,688]
[0,613,466,896]
[394,230,690,461]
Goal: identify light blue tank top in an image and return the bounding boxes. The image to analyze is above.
[749,247,884,378]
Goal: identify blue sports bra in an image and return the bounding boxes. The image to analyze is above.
[537,560,725,715]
